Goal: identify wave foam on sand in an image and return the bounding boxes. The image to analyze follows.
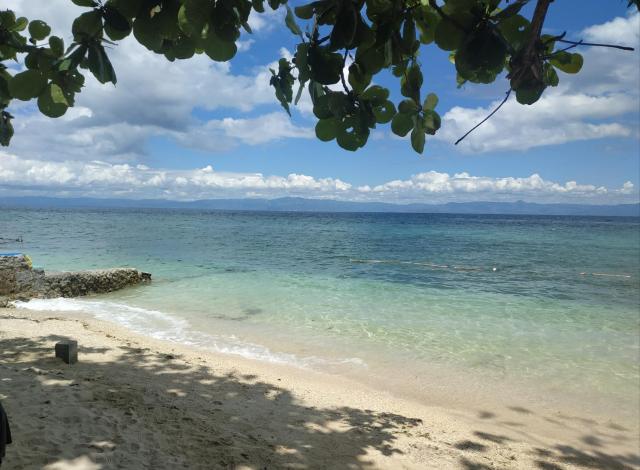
[12,298,367,370]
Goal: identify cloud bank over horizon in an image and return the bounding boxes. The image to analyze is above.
[0,152,636,204]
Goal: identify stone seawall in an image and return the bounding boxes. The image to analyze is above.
[42,269,151,298]
[0,254,151,304]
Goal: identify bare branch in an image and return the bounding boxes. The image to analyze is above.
[455,90,512,146]
[556,39,635,51]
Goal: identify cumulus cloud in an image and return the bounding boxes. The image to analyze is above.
[0,152,636,203]
[436,12,640,153]
[0,152,351,200]
[360,171,632,202]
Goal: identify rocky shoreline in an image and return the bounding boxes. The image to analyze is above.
[0,254,150,306]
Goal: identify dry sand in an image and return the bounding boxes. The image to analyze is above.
[0,308,638,469]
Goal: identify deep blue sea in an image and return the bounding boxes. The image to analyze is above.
[2,209,639,423]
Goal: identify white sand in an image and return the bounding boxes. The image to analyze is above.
[0,308,638,469]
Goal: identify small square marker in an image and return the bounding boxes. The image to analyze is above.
[55,340,78,365]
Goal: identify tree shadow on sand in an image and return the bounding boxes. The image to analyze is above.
[0,334,424,469]
[456,408,640,470]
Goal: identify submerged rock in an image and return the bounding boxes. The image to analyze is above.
[0,254,151,301]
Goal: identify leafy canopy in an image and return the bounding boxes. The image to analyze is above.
[0,0,636,152]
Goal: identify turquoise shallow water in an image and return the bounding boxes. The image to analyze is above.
[2,209,639,421]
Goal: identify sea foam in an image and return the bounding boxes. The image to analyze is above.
[12,298,367,370]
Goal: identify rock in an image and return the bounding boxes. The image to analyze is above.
[0,253,151,301]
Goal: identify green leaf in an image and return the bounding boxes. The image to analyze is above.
[515,85,545,105]
[103,4,131,40]
[88,43,117,84]
[315,118,338,141]
[327,92,350,116]
[544,64,559,87]
[49,36,64,57]
[133,12,164,51]
[361,85,389,105]
[308,46,342,85]
[71,0,98,6]
[455,27,506,83]
[492,0,528,20]
[330,4,358,49]
[0,10,16,29]
[401,64,423,103]
[416,8,440,45]
[355,45,386,75]
[336,130,363,151]
[391,112,413,137]
[373,100,396,124]
[422,109,441,134]
[294,3,315,19]
[497,14,530,51]
[285,6,303,38]
[411,123,425,154]
[11,17,28,32]
[37,83,69,118]
[310,93,330,119]
[72,11,103,39]
[549,52,583,74]
[401,18,417,54]
[434,19,464,51]
[349,62,371,93]
[203,31,237,61]
[398,98,419,115]
[0,112,14,147]
[171,36,197,60]
[28,20,51,41]
[423,93,438,110]
[8,70,47,100]
[295,42,311,84]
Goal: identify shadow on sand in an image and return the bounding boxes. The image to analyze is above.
[0,334,424,469]
[456,408,640,470]
[0,331,638,469]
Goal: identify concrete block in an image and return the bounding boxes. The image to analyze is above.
[55,340,78,365]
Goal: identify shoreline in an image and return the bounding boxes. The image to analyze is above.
[1,308,638,469]
[13,295,639,432]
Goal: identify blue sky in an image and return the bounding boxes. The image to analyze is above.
[1,0,639,204]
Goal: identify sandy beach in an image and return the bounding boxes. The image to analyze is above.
[0,308,637,469]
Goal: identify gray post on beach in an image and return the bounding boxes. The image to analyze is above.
[55,340,78,365]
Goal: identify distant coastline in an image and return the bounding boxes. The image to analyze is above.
[1,196,639,217]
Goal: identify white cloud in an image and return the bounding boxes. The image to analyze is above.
[0,152,636,203]
[247,8,286,34]
[362,171,624,201]
[0,152,351,200]
[437,92,634,152]
[436,12,640,152]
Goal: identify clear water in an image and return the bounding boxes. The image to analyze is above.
[2,209,639,423]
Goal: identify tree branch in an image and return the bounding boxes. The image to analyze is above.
[526,0,553,57]
[556,38,635,51]
[455,90,511,146]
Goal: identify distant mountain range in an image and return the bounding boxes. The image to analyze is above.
[0,196,638,217]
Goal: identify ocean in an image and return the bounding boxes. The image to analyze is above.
[2,208,639,424]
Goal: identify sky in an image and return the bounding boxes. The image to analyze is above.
[0,0,639,205]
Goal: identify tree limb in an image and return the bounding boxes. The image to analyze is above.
[455,90,512,146]
[556,39,635,51]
